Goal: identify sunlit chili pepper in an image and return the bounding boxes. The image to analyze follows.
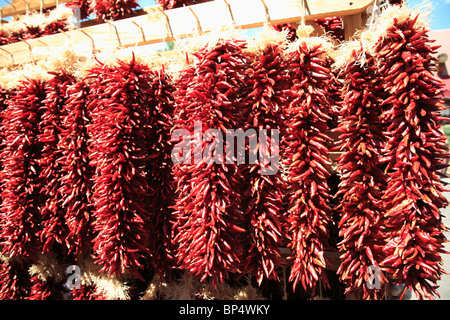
[334,44,388,300]
[282,39,333,294]
[374,11,449,300]
[172,38,248,286]
[86,54,154,280]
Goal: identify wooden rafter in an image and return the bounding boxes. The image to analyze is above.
[0,0,373,66]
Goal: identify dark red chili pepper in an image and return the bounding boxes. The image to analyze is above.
[374,12,449,300]
[238,38,289,285]
[282,40,333,294]
[172,38,248,286]
[334,44,388,300]
[86,54,154,280]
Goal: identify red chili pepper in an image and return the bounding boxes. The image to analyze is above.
[172,38,248,286]
[87,54,155,280]
[374,12,449,300]
[334,45,388,299]
[282,40,333,294]
[238,39,289,285]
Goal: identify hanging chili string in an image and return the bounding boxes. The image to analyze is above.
[172,38,248,286]
[334,45,388,299]
[86,55,154,280]
[282,39,333,294]
[374,12,449,300]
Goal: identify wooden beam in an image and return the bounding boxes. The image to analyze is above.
[0,0,374,66]
[2,0,69,18]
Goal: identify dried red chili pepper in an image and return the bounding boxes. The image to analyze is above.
[172,38,248,286]
[374,12,449,300]
[238,39,288,285]
[314,17,344,42]
[89,0,139,21]
[282,39,333,294]
[58,80,94,256]
[86,55,154,280]
[38,71,76,255]
[144,66,177,280]
[0,78,46,262]
[334,45,388,299]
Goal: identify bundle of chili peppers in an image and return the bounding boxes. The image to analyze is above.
[282,37,334,294]
[38,71,76,255]
[86,55,154,280]
[238,35,289,285]
[0,79,47,299]
[58,81,94,256]
[144,66,176,280]
[89,0,139,21]
[373,11,449,299]
[172,38,249,286]
[334,44,388,299]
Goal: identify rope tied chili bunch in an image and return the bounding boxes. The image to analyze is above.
[334,44,388,300]
[282,38,334,294]
[38,71,76,255]
[239,34,290,285]
[0,78,47,298]
[58,80,94,256]
[374,10,449,299]
[86,54,155,280]
[144,66,176,280]
[172,38,249,286]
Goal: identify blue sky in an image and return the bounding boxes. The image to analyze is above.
[1,0,449,30]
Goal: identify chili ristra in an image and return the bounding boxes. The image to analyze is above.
[86,55,154,280]
[172,38,248,286]
[282,39,334,294]
[334,45,388,299]
[239,38,289,285]
[375,12,449,300]
[59,80,94,256]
